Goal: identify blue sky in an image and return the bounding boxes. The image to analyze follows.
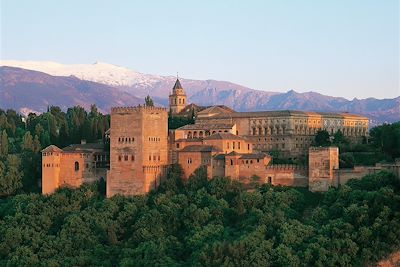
[1,0,399,99]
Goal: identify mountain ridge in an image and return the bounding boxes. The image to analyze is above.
[0,61,399,125]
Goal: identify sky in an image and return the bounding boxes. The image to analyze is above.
[1,0,399,99]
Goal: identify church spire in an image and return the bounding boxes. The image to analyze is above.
[169,75,187,115]
[173,78,183,90]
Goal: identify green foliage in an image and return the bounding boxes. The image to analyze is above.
[314,129,331,147]
[369,122,400,160]
[339,153,355,168]
[168,116,194,130]
[144,95,154,107]
[0,170,399,266]
[0,130,8,156]
[0,155,23,197]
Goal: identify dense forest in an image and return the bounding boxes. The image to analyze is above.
[0,167,399,266]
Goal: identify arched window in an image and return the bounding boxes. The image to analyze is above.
[230,159,233,165]
[183,99,185,104]
[74,161,79,171]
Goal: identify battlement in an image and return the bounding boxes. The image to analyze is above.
[111,105,167,114]
[266,164,308,171]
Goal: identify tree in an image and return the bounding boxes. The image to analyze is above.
[0,130,8,156]
[144,95,154,107]
[21,132,34,152]
[314,130,331,147]
[33,135,41,153]
[0,155,23,196]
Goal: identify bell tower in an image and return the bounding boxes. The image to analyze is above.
[169,78,187,115]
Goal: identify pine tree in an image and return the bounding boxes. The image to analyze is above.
[145,95,154,106]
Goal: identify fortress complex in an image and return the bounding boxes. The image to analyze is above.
[172,107,369,158]
[42,78,394,197]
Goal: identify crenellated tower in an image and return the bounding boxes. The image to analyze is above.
[169,78,187,115]
[106,106,168,197]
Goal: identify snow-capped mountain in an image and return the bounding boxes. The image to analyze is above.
[1,61,399,125]
[0,60,168,87]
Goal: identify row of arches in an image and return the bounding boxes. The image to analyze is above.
[187,130,229,138]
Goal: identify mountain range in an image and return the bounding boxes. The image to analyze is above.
[0,60,399,125]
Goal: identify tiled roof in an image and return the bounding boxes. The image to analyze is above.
[179,145,221,152]
[62,143,104,152]
[240,153,269,159]
[41,145,62,153]
[211,110,368,119]
[197,105,235,117]
[173,79,183,90]
[204,132,245,141]
[177,123,234,130]
[174,138,203,142]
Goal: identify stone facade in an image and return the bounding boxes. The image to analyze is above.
[194,109,369,158]
[308,147,339,192]
[106,106,168,197]
[41,142,108,194]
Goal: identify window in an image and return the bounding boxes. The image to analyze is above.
[149,155,151,161]
[118,155,122,161]
[124,155,128,161]
[74,161,79,171]
[238,142,241,149]
[131,155,135,161]
[248,144,250,150]
[268,177,272,184]
[230,159,233,165]
[233,142,235,149]
[176,143,180,148]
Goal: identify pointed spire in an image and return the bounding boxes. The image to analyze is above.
[173,78,183,90]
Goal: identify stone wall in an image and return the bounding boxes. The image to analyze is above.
[265,165,308,187]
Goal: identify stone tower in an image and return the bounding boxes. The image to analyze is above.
[106,106,168,197]
[169,78,187,115]
[308,146,339,192]
[41,145,62,194]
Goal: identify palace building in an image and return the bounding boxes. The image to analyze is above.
[42,77,378,196]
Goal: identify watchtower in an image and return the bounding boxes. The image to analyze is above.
[106,106,168,197]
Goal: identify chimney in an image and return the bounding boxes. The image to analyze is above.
[81,139,86,145]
